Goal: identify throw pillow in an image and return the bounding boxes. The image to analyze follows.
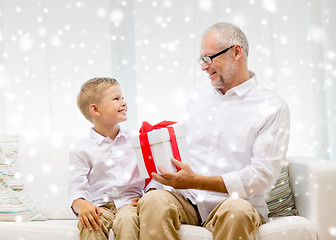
[0,135,46,221]
[266,162,298,218]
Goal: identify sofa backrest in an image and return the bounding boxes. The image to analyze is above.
[19,136,80,220]
[18,135,299,221]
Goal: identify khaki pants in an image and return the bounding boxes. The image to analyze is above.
[78,202,139,240]
[137,189,265,240]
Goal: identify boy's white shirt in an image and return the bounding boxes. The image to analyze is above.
[68,126,162,210]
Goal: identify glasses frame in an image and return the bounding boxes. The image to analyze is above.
[198,45,235,66]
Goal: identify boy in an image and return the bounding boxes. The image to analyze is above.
[69,77,159,240]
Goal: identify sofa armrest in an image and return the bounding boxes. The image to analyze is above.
[287,156,336,240]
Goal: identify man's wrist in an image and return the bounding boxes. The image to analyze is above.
[194,175,227,193]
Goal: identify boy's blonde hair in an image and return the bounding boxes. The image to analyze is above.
[77,77,119,122]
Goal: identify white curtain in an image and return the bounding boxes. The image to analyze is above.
[0,0,335,160]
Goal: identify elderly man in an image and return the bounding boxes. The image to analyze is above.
[138,22,290,240]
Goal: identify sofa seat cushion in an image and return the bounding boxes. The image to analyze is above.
[108,224,213,240]
[0,220,79,240]
[255,216,317,240]
[108,216,316,240]
[0,216,316,240]
[179,224,212,240]
[178,216,317,240]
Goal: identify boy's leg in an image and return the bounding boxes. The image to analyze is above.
[203,197,265,240]
[112,205,139,240]
[78,202,116,240]
[137,189,200,240]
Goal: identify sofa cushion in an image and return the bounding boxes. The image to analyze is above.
[179,224,212,240]
[0,135,46,221]
[108,216,316,240]
[0,219,79,240]
[255,216,317,240]
[0,216,317,240]
[266,163,298,218]
[177,216,317,240]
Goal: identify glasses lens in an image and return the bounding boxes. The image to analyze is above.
[203,57,212,65]
[197,57,212,66]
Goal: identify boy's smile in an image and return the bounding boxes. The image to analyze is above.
[118,107,127,114]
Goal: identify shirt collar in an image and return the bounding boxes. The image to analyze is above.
[90,125,127,144]
[214,70,257,97]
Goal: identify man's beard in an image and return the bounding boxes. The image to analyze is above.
[211,59,236,89]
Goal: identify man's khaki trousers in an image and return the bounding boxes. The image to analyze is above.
[137,189,265,240]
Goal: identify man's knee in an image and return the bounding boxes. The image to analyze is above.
[217,197,255,222]
[138,189,171,208]
[138,189,182,223]
[222,197,252,209]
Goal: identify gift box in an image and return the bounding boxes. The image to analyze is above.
[131,121,190,179]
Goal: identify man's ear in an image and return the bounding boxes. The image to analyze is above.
[234,45,243,61]
[89,104,101,117]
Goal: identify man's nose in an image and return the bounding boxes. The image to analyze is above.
[201,62,209,71]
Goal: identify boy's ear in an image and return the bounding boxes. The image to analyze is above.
[89,104,101,117]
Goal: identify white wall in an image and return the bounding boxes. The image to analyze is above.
[131,0,336,159]
[0,0,137,137]
[0,93,6,135]
[0,0,335,160]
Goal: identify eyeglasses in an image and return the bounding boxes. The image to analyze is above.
[197,45,235,66]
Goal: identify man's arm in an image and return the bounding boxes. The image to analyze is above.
[152,158,228,193]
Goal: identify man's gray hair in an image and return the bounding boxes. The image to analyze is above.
[203,22,249,57]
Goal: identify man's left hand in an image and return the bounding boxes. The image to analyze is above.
[152,158,198,189]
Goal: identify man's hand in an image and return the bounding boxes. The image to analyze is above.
[73,199,103,232]
[152,158,228,193]
[152,158,198,189]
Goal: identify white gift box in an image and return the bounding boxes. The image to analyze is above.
[131,123,190,179]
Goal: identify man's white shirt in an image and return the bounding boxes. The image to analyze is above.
[176,71,290,222]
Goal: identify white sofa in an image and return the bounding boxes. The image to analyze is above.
[1,136,336,240]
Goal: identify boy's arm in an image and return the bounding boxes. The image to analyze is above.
[69,149,91,207]
[72,198,103,231]
[69,144,104,230]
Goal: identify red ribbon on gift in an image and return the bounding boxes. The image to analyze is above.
[139,121,182,187]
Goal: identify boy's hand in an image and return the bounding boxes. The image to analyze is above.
[130,197,141,207]
[130,189,156,207]
[73,199,103,231]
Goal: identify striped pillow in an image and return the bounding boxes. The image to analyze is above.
[0,135,46,221]
[266,163,298,218]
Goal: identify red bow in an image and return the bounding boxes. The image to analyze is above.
[139,121,182,187]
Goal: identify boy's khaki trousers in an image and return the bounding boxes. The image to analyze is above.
[138,189,265,240]
[78,202,139,240]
